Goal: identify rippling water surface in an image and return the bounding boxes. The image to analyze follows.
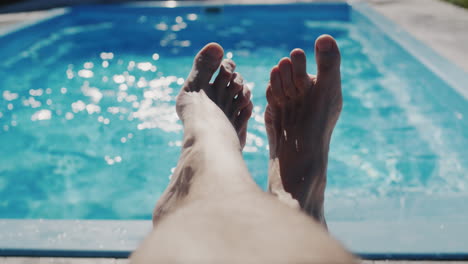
[0,5,467,219]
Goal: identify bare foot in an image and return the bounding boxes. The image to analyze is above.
[176,43,253,148]
[154,43,253,223]
[265,35,342,226]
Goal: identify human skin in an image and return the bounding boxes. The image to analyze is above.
[266,34,343,227]
[131,38,354,263]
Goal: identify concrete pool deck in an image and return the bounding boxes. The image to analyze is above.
[0,0,467,263]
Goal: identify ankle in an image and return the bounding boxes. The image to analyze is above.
[183,119,241,152]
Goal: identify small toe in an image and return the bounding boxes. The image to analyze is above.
[235,101,253,144]
[266,84,275,105]
[235,101,253,131]
[278,58,297,98]
[231,85,251,120]
[270,66,286,105]
[184,43,224,92]
[290,48,311,94]
[213,59,236,101]
[225,73,244,111]
[227,73,244,97]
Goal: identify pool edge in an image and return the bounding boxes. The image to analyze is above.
[351,1,468,100]
[1,219,468,259]
[0,219,151,257]
[0,8,69,37]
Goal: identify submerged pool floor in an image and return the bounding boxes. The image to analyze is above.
[0,4,467,220]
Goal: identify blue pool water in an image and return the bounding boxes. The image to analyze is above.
[0,4,467,220]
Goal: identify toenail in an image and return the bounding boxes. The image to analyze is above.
[222,61,235,72]
[317,38,332,52]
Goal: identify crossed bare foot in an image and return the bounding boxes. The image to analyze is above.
[176,43,253,149]
[265,35,342,227]
[154,43,253,222]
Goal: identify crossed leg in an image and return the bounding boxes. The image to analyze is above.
[131,39,353,263]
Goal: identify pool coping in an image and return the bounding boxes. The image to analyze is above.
[0,1,467,260]
[1,219,468,260]
[0,8,68,37]
[352,1,468,100]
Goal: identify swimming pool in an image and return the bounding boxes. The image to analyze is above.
[0,1,467,259]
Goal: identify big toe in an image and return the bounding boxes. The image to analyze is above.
[184,43,224,92]
[315,35,341,81]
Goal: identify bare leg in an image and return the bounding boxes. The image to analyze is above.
[152,45,254,223]
[266,35,343,227]
[131,43,353,263]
